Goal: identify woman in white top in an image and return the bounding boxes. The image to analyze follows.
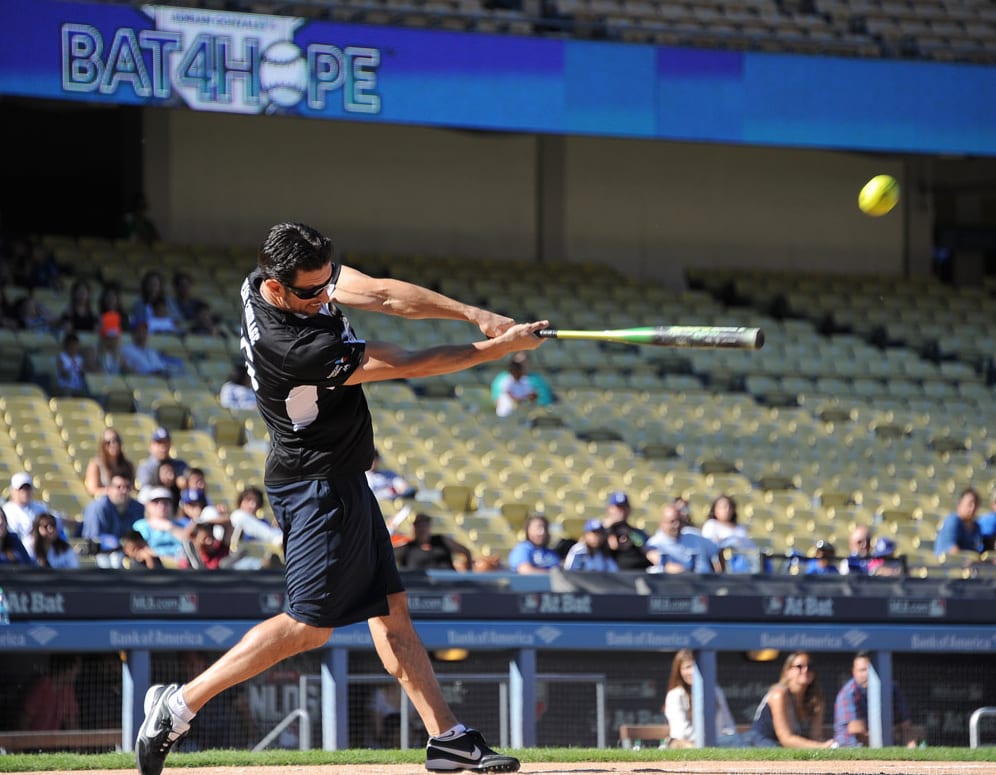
[663,648,739,748]
[701,495,755,548]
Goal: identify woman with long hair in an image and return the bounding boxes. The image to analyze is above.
[747,651,837,748]
[662,648,739,748]
[29,512,78,569]
[60,278,98,333]
[84,428,135,497]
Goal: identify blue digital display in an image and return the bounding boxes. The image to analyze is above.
[1,0,994,155]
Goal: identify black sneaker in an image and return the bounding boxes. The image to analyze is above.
[425,728,520,773]
[135,684,191,775]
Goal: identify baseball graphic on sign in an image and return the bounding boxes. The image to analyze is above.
[260,41,308,108]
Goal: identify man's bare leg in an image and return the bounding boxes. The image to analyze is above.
[183,613,332,712]
[368,591,456,736]
[370,591,520,772]
[136,613,331,775]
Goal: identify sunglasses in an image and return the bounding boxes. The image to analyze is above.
[282,267,336,300]
[790,663,812,671]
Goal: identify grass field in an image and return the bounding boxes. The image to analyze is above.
[1,747,994,772]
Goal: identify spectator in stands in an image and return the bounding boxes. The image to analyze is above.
[490,351,554,412]
[700,494,758,572]
[147,296,182,336]
[93,310,125,375]
[81,473,145,554]
[839,525,874,575]
[121,320,173,377]
[133,486,193,563]
[3,472,60,543]
[178,484,232,546]
[121,192,160,246]
[183,467,211,503]
[472,553,503,573]
[366,448,417,500]
[663,648,740,749]
[563,518,618,571]
[647,503,720,574]
[394,512,472,571]
[58,278,98,334]
[131,270,168,328]
[219,363,258,411]
[745,651,837,749]
[867,537,905,577]
[804,540,839,575]
[0,506,33,565]
[493,355,538,417]
[145,460,182,511]
[171,272,202,324]
[136,427,189,490]
[54,331,89,397]
[19,655,81,731]
[833,651,916,748]
[934,488,984,559]
[979,492,996,552]
[121,529,165,570]
[22,241,63,292]
[701,495,746,547]
[183,522,231,570]
[229,486,283,546]
[98,283,130,334]
[507,514,560,574]
[84,427,136,498]
[603,491,654,570]
[14,294,56,332]
[189,301,225,338]
[27,512,78,569]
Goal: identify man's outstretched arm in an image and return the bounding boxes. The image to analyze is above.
[344,321,548,386]
[331,265,514,337]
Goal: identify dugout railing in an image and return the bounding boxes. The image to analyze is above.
[2,568,995,750]
[3,617,995,751]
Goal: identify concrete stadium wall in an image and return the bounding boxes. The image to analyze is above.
[144,109,914,283]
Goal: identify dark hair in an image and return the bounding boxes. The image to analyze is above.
[31,512,72,566]
[139,270,164,304]
[960,488,979,505]
[778,651,824,721]
[258,223,335,286]
[707,494,737,524]
[99,428,135,480]
[237,486,264,507]
[122,529,146,545]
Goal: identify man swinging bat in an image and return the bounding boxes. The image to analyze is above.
[136,222,546,774]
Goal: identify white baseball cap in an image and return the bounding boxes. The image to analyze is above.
[11,472,33,490]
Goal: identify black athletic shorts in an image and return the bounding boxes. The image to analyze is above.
[267,471,405,628]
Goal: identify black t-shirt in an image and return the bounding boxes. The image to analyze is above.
[395,535,455,571]
[240,269,373,484]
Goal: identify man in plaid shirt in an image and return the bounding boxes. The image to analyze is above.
[834,651,917,747]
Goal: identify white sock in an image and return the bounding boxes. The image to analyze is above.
[167,686,197,723]
[434,723,467,740]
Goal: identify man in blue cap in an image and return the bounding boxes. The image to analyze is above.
[603,492,653,570]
